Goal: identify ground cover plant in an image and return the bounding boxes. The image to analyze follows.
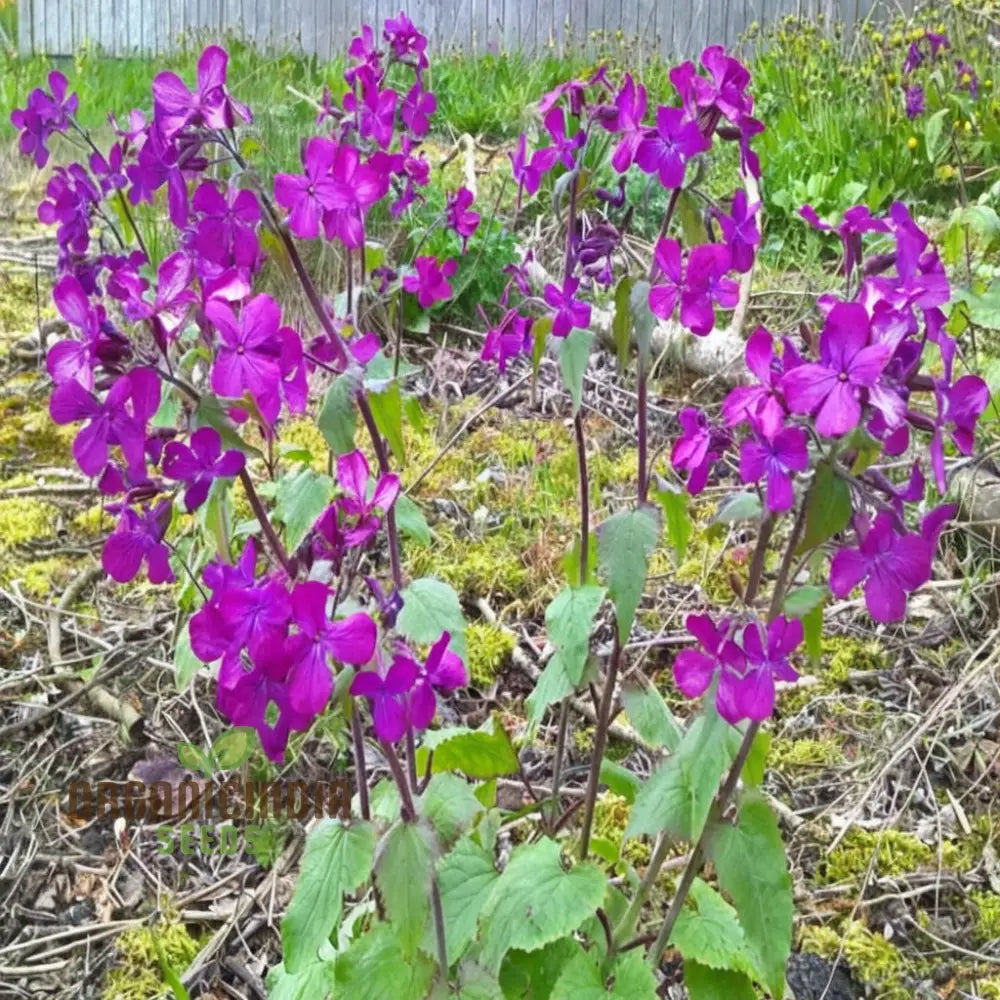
[1,7,999,1000]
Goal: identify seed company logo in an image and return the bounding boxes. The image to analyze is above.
[67,727,352,859]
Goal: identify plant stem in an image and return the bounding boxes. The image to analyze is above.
[577,633,622,860]
[357,395,404,591]
[380,740,417,822]
[549,702,571,833]
[612,832,671,953]
[637,356,648,503]
[238,468,294,577]
[405,726,419,792]
[767,500,808,621]
[351,711,370,822]
[744,512,774,606]
[430,878,450,983]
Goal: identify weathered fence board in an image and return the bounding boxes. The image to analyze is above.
[15,0,897,58]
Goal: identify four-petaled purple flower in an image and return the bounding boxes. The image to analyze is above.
[162,427,246,512]
[672,407,730,495]
[635,105,711,189]
[716,190,761,273]
[510,133,558,203]
[404,256,456,308]
[739,424,809,513]
[10,71,79,168]
[722,328,788,438]
[102,499,175,584]
[681,244,740,335]
[930,375,989,493]
[401,82,436,138]
[446,187,480,253]
[336,450,400,546]
[544,276,591,337]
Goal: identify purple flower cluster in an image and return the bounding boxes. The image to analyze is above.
[896,29,955,120]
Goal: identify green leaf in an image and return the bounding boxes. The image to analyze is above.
[420,773,484,847]
[395,494,431,546]
[479,838,606,971]
[612,276,634,371]
[550,948,657,999]
[783,585,828,618]
[545,585,605,685]
[451,962,505,1000]
[683,962,756,1000]
[173,623,202,692]
[317,374,358,456]
[669,879,753,973]
[653,482,692,564]
[151,387,181,429]
[334,923,435,1000]
[798,461,850,554]
[177,742,209,775]
[211,727,256,770]
[375,820,435,959]
[596,505,661,643]
[281,819,375,973]
[267,958,337,1000]
[193,392,263,460]
[599,758,641,804]
[707,795,794,998]
[397,578,467,661]
[434,836,500,965]
[712,491,763,526]
[274,468,334,551]
[803,602,823,662]
[531,317,553,383]
[558,328,594,416]
[524,653,589,732]
[741,729,771,789]
[626,709,733,841]
[418,717,519,779]
[498,939,579,999]
[924,107,950,164]
[622,678,682,751]
[368,383,406,463]
[629,279,656,367]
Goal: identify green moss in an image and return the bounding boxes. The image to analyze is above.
[0,498,58,548]
[593,791,650,866]
[800,921,909,999]
[0,272,52,340]
[823,635,885,683]
[280,417,329,472]
[818,828,966,886]
[0,390,76,467]
[72,503,110,536]
[972,891,1000,943]
[15,557,78,596]
[102,913,205,1000]
[771,736,844,770]
[465,621,515,687]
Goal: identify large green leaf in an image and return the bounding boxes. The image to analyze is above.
[333,922,436,1000]
[621,678,682,752]
[374,820,435,959]
[274,468,334,551]
[497,939,579,999]
[683,962,756,1000]
[612,276,634,371]
[368,383,406,463]
[417,716,519,779]
[669,879,753,974]
[629,279,656,366]
[626,709,733,841]
[193,392,264,459]
[550,948,657,999]
[797,462,850,554]
[707,795,794,998]
[433,836,500,965]
[479,838,606,971]
[267,958,337,1000]
[558,328,594,415]
[596,505,661,643]
[317,373,359,456]
[653,481,692,564]
[395,494,431,546]
[419,773,485,847]
[173,622,202,692]
[281,819,374,973]
[397,577,467,660]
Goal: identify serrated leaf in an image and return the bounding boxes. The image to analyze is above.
[267,958,337,1000]
[524,652,586,731]
[281,819,375,973]
[653,481,692,564]
[395,494,431,545]
[419,773,484,847]
[783,585,827,618]
[626,709,733,841]
[211,727,256,770]
[333,922,435,1000]
[683,962,756,1000]
[317,374,358,456]
[669,879,753,973]
[417,716,519,779]
[599,758,641,804]
[622,678,682,751]
[479,838,606,971]
[629,279,656,366]
[612,276,634,370]
[375,820,435,959]
[274,468,334,551]
[596,505,661,643]
[498,939,579,999]
[712,491,762,525]
[174,622,202,692]
[707,795,794,998]
[177,742,208,774]
[434,837,500,965]
[397,577,467,660]
[193,392,264,459]
[798,462,850,554]
[550,948,658,999]
[558,328,593,416]
[368,382,406,463]
[545,585,605,685]
[451,962,505,1000]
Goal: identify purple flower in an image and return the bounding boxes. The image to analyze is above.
[930,375,989,492]
[739,424,809,513]
[956,60,979,99]
[347,25,382,83]
[681,244,740,335]
[10,71,78,168]
[351,654,420,742]
[383,11,428,71]
[635,105,710,188]
[409,631,468,728]
[46,275,101,389]
[124,251,196,351]
[152,45,251,137]
[781,302,892,437]
[510,133,558,202]
[696,46,754,123]
[605,74,648,173]
[904,85,925,119]
[673,613,730,700]
[671,407,729,495]
[903,42,924,75]
[718,618,801,723]
[544,276,591,337]
[336,450,400,547]
[716,190,761,273]
[102,500,175,584]
[321,144,387,248]
[343,74,398,149]
[446,187,480,253]
[830,512,932,622]
[206,294,284,424]
[721,328,787,438]
[543,106,586,169]
[927,32,950,58]
[192,182,261,270]
[480,308,532,372]
[401,83,436,138]
[799,204,889,278]
[162,427,246,512]
[274,136,340,240]
[285,582,377,715]
[649,238,684,321]
[404,256,456,308]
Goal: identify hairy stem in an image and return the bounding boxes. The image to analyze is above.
[238,468,294,576]
[612,832,672,952]
[744,513,774,606]
[380,740,417,822]
[430,878,450,983]
[351,710,371,822]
